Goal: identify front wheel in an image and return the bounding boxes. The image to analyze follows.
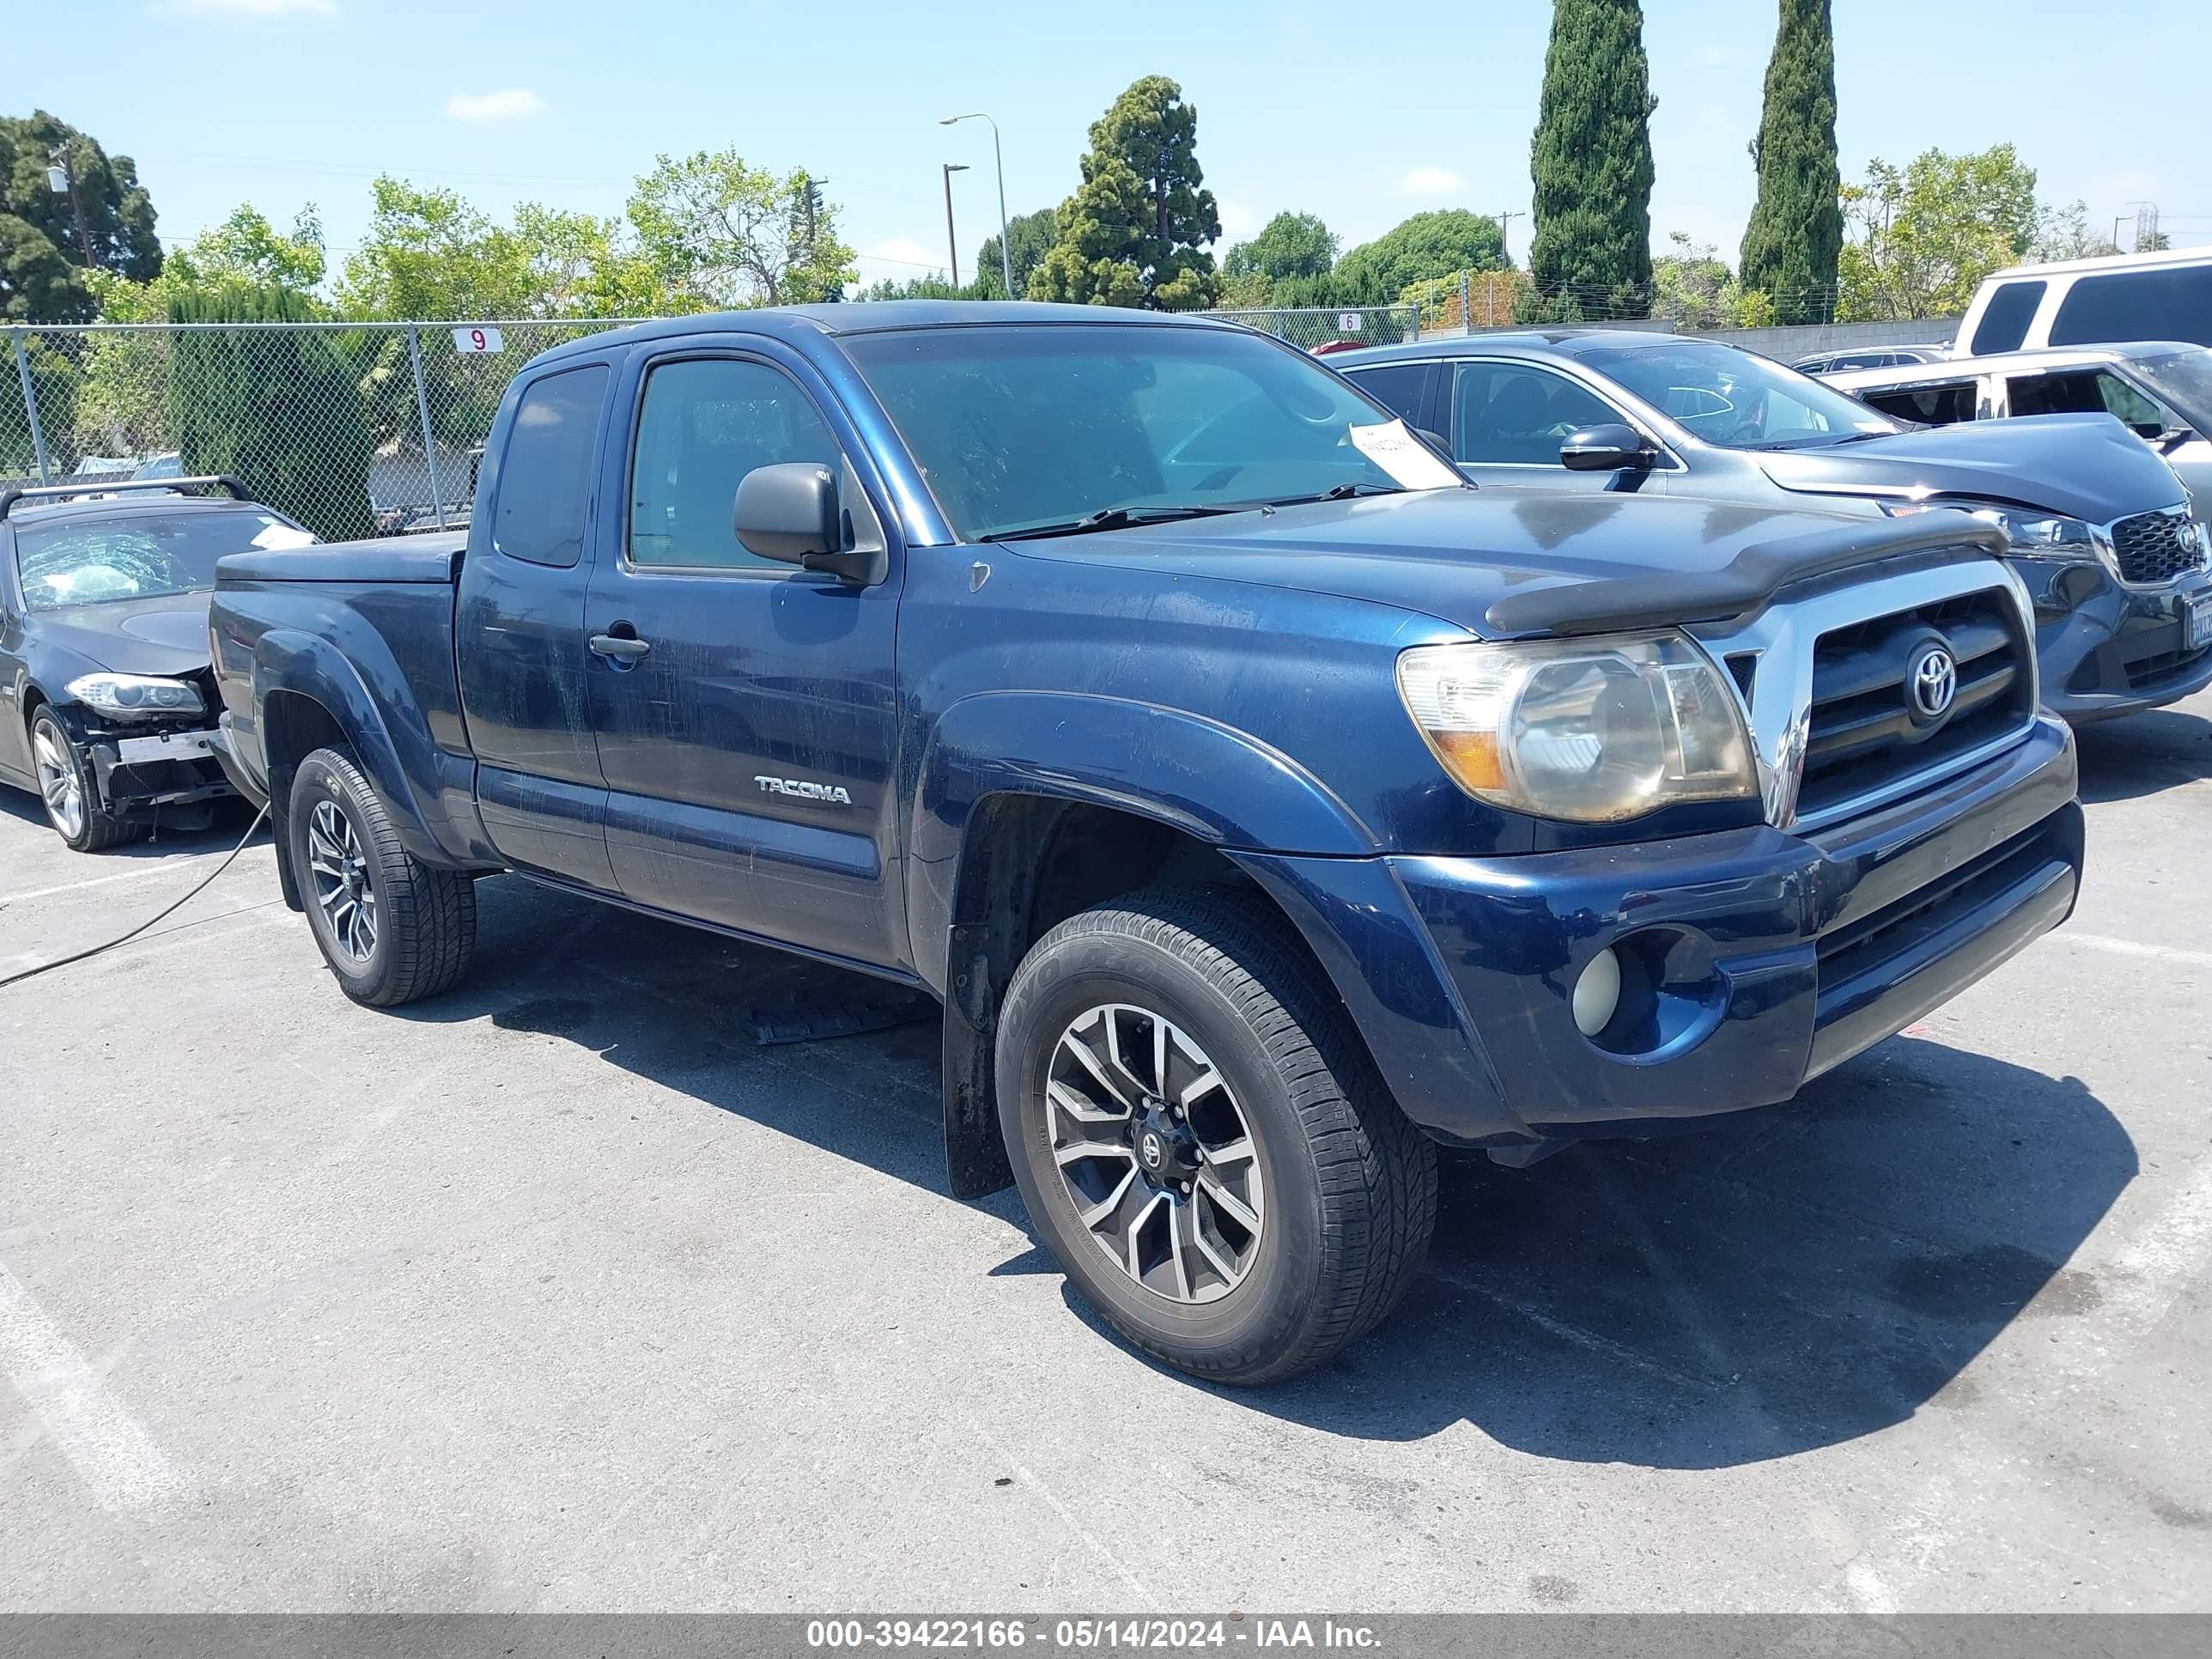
[996,886,1437,1385]
[289,746,476,1006]
[31,707,140,853]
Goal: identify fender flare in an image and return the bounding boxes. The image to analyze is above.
[906,690,1376,994]
[250,628,444,861]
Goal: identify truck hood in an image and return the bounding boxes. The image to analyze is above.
[216,530,467,586]
[1760,413,2183,521]
[30,590,214,677]
[1006,489,2011,639]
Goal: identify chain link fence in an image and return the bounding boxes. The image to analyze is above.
[3,319,644,543]
[1206,304,1420,351]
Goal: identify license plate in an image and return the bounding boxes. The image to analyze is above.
[114,729,218,765]
[2189,590,2212,653]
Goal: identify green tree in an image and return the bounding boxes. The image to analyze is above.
[337,178,534,320]
[1650,233,1774,330]
[0,112,161,283]
[973,207,1058,300]
[0,212,91,321]
[1335,210,1507,298]
[626,151,854,307]
[1836,145,2039,320]
[1526,0,1656,319]
[1028,76,1221,310]
[1224,211,1337,284]
[1739,0,1843,325]
[2029,200,2122,263]
[166,283,375,542]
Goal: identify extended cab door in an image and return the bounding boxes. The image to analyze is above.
[580,341,908,972]
[454,361,620,890]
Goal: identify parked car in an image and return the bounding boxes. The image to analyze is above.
[1820,341,2212,524]
[1334,330,2212,722]
[1956,246,2212,358]
[1791,344,1949,375]
[0,477,315,849]
[209,303,2084,1384]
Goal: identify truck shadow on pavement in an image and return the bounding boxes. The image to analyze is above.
[2071,703,2212,805]
[400,872,2135,1474]
[1240,1040,2132,1467]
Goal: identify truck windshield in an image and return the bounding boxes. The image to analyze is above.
[13,507,313,611]
[842,323,1462,543]
[1575,340,1903,451]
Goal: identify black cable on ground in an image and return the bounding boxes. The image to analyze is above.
[0,802,273,991]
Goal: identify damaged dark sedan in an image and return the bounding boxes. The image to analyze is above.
[0,478,315,850]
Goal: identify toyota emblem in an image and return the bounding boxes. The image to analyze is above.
[1139,1131,1164,1169]
[1909,644,1958,721]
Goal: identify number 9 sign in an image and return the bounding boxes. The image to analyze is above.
[452,325,505,355]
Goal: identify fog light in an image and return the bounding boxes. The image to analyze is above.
[1573,948,1622,1037]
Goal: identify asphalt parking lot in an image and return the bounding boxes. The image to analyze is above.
[2,695,2208,1615]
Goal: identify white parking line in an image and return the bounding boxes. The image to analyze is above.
[0,851,261,909]
[0,1261,186,1512]
[2051,933,2212,969]
[2106,1158,2212,1336]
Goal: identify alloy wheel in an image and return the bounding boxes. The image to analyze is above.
[307,799,378,963]
[33,723,85,842]
[1044,1003,1266,1305]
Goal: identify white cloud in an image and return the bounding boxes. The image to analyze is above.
[445,88,547,123]
[158,0,336,15]
[1399,165,1465,197]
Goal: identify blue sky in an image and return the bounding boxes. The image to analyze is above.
[30,0,2212,290]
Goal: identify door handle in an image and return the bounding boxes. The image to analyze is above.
[588,632,652,662]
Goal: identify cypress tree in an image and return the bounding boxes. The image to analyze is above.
[1525,0,1656,320]
[1740,0,1844,325]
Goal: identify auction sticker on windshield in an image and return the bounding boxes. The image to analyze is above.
[1350,419,1462,489]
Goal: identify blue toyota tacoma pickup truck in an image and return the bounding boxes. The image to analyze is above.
[208,302,2085,1384]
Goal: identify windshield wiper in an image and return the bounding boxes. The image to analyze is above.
[992,504,1249,542]
[1250,482,1405,508]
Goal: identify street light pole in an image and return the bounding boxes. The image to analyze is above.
[941,112,1013,298]
[942,163,969,288]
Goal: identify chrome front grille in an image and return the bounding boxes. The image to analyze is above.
[1795,592,2035,824]
[2106,507,2207,586]
[1692,558,2040,832]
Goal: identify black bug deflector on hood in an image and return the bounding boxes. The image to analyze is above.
[1481,510,2014,638]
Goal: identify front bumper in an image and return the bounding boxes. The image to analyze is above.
[2021,559,2212,721]
[1240,717,2081,1155]
[76,723,236,819]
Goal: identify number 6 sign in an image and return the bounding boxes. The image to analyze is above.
[453,325,505,354]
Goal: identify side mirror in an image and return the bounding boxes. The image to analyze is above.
[733,461,884,584]
[1413,428,1451,454]
[1559,423,1654,472]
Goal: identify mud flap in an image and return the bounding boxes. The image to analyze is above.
[941,923,1014,1200]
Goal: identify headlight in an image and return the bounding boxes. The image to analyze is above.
[64,673,206,720]
[1396,632,1758,823]
[1881,498,2097,556]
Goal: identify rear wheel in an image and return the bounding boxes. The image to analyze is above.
[996,885,1436,1385]
[290,746,476,1006]
[31,708,140,853]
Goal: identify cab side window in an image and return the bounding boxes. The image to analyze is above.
[629,359,842,570]
[493,365,610,569]
[1451,363,1620,465]
[2008,370,2166,435]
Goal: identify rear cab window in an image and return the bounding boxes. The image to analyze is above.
[1859,380,1979,427]
[493,365,610,568]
